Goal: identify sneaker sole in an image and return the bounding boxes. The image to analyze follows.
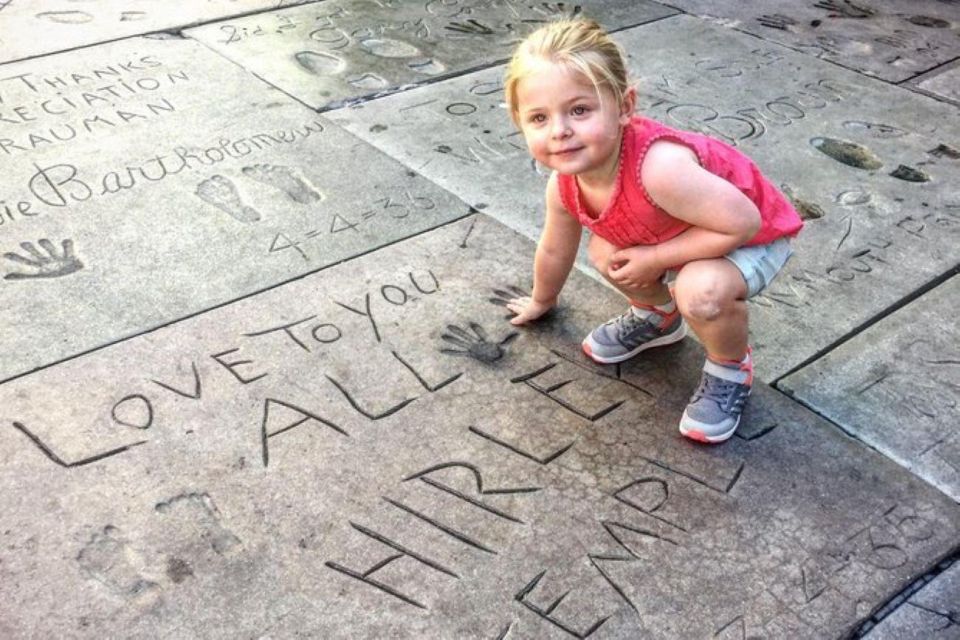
[678,386,751,444]
[679,418,738,444]
[581,321,687,364]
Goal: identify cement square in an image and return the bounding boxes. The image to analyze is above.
[781,276,960,502]
[664,0,960,83]
[0,0,315,64]
[184,0,677,110]
[329,14,960,380]
[910,60,960,106]
[864,562,960,639]
[1,215,957,638]
[0,36,472,381]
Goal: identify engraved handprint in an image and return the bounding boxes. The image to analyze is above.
[445,19,495,35]
[489,285,529,306]
[3,238,83,280]
[531,3,583,18]
[489,284,530,317]
[757,14,796,30]
[490,285,554,325]
[440,323,518,363]
[814,0,874,18]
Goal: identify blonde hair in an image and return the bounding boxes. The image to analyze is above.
[504,18,630,126]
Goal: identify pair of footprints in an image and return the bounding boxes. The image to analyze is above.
[77,493,241,597]
[195,164,322,223]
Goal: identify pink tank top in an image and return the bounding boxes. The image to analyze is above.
[557,116,803,248]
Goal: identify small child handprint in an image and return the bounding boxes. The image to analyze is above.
[3,239,84,280]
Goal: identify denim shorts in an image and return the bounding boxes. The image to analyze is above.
[725,237,794,298]
[664,237,794,299]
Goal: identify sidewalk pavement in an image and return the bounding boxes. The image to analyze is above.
[0,2,958,638]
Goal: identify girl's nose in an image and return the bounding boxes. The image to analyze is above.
[551,118,571,139]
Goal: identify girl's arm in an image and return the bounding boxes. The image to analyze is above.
[508,172,582,325]
[608,141,761,287]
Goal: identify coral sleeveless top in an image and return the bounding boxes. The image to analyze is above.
[557,116,803,248]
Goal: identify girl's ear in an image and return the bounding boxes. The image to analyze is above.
[619,87,637,125]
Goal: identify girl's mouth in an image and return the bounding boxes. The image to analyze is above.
[553,146,583,156]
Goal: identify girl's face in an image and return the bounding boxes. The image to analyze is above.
[516,61,633,181]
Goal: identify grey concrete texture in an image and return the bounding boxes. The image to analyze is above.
[0,35,471,381]
[184,0,677,110]
[865,563,960,639]
[329,13,960,380]
[0,0,316,65]
[662,0,960,83]
[3,1,960,638]
[1,216,958,638]
[911,59,960,106]
[781,276,960,501]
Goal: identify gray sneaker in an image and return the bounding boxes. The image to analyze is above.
[582,306,686,364]
[679,353,753,443]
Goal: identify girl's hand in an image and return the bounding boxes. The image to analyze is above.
[505,296,555,325]
[607,246,664,289]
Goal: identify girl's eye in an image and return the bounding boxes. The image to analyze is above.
[529,114,546,124]
[572,105,588,116]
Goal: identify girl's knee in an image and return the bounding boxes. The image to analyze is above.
[677,291,724,322]
[674,262,742,321]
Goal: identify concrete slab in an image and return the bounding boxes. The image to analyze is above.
[329,14,960,380]
[0,36,471,381]
[865,562,960,639]
[910,59,960,106]
[663,0,960,83]
[325,64,550,260]
[1,215,958,638]
[0,0,316,65]
[780,276,960,501]
[184,0,677,111]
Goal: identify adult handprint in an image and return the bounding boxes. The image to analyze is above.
[440,322,518,363]
[488,285,530,309]
[489,285,555,325]
[4,238,84,280]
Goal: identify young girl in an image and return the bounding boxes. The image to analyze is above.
[503,19,803,443]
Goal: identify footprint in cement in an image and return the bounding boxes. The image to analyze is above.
[77,525,158,597]
[810,137,883,170]
[908,15,949,28]
[928,143,960,159]
[781,184,825,220]
[155,492,241,555]
[241,164,322,205]
[195,175,261,223]
[295,50,345,76]
[841,120,907,139]
[348,73,388,90]
[890,165,931,182]
[408,58,446,75]
[359,38,421,58]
